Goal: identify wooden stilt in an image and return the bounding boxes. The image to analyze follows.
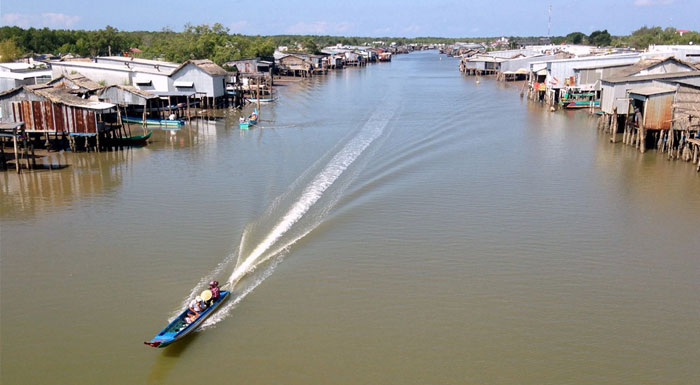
[30,142,36,169]
[12,127,20,174]
[22,135,30,170]
[610,107,618,143]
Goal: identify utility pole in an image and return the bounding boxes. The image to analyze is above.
[548,5,552,37]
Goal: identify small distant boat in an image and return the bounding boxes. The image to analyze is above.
[564,100,600,109]
[123,116,185,127]
[144,290,230,348]
[239,108,258,130]
[106,130,152,146]
[246,97,277,104]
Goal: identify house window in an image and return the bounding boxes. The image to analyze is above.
[174,81,194,88]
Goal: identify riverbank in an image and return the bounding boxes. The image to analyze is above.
[449,45,700,172]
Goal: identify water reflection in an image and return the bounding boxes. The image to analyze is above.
[1,149,136,217]
[0,109,259,217]
[146,334,200,385]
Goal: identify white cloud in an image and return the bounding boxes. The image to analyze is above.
[403,24,424,34]
[335,22,353,33]
[374,27,392,35]
[1,13,32,28]
[285,21,355,35]
[286,21,329,34]
[42,13,80,28]
[0,12,80,28]
[229,20,249,32]
[634,0,674,6]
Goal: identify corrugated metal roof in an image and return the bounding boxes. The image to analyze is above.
[29,86,115,110]
[49,60,174,76]
[602,70,700,84]
[47,73,103,92]
[0,69,51,80]
[613,57,695,78]
[99,85,157,99]
[170,59,229,76]
[572,62,634,70]
[669,80,700,90]
[628,85,677,96]
[95,56,178,68]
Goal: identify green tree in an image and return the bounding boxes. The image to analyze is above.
[302,38,319,54]
[565,32,586,45]
[589,30,612,47]
[0,39,22,62]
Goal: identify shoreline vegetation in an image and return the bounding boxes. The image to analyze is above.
[1,24,698,64]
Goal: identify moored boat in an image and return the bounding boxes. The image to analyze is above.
[144,290,230,348]
[246,97,277,104]
[123,116,185,127]
[564,100,600,109]
[106,131,152,146]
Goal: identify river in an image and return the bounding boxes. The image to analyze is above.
[1,51,699,385]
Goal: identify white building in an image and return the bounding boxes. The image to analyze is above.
[647,45,700,62]
[169,60,227,98]
[0,63,52,92]
[49,59,172,92]
[47,57,229,99]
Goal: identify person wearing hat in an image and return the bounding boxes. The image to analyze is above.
[200,289,213,307]
[186,296,208,323]
[207,280,221,306]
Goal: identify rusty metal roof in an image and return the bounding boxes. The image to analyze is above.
[29,87,115,110]
[99,84,157,99]
[48,73,103,91]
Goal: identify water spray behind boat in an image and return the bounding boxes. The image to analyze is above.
[192,103,398,328]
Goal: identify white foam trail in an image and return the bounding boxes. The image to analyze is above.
[170,248,241,320]
[174,103,396,325]
[199,254,284,329]
[226,106,395,287]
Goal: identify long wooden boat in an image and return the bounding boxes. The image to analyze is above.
[106,131,152,146]
[144,290,230,348]
[123,116,185,127]
[564,100,600,109]
[246,97,277,104]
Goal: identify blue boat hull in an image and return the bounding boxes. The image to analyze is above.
[144,290,230,348]
[239,109,258,130]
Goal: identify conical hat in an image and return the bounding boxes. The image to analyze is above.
[200,289,212,301]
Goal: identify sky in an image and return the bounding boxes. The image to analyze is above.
[1,0,699,38]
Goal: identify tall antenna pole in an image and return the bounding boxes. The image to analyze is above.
[548,5,552,37]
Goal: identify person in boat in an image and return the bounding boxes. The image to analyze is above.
[207,280,221,305]
[186,296,208,323]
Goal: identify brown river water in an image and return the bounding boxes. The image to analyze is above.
[1,51,699,385]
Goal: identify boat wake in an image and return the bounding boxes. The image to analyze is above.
[178,103,397,329]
